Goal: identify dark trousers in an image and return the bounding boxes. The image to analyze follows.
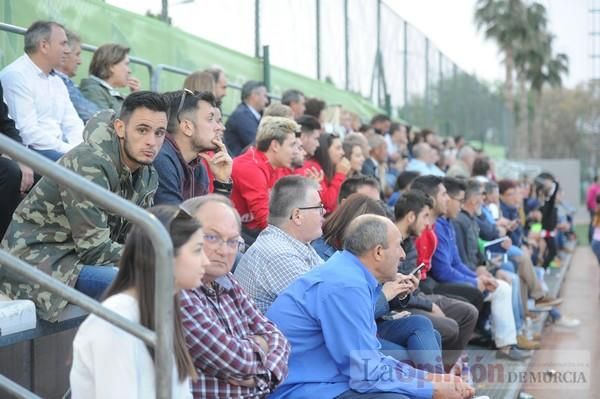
[542,235,557,268]
[420,278,485,312]
[407,294,479,370]
[0,157,22,238]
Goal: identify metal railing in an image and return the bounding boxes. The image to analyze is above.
[0,22,155,83]
[0,134,176,399]
[0,22,281,108]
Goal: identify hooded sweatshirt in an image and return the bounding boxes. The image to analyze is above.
[1,110,158,321]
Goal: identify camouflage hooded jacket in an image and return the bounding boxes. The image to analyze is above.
[1,110,158,321]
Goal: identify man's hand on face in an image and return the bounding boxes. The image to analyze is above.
[199,138,233,183]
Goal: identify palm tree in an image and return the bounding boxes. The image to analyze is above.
[529,44,569,157]
[513,2,549,158]
[475,0,528,158]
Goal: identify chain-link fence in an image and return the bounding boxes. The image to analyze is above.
[172,0,511,147]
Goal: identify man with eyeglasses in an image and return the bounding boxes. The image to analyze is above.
[179,194,290,398]
[234,175,324,313]
[153,89,233,205]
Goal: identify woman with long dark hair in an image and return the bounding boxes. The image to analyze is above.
[303,133,351,214]
[70,205,209,398]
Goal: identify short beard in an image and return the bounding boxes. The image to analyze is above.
[122,135,152,167]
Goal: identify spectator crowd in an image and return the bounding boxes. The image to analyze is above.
[0,20,581,399]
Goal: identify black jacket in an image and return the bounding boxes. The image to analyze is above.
[0,82,22,144]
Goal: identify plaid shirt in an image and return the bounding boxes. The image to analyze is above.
[180,273,290,399]
[234,225,323,313]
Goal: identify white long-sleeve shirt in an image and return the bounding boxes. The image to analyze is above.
[70,293,192,399]
[0,54,83,153]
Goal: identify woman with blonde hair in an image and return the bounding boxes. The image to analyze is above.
[183,71,215,95]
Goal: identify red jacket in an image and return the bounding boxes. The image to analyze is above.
[230,147,280,230]
[415,224,438,280]
[296,159,346,214]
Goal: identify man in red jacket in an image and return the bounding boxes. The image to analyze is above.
[231,116,300,244]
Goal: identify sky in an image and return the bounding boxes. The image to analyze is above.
[109,0,590,88]
[375,0,589,87]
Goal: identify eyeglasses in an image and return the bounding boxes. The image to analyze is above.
[176,88,195,124]
[449,196,465,205]
[203,233,246,252]
[290,203,325,219]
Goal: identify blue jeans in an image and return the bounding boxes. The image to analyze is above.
[507,245,524,260]
[377,314,443,373]
[74,265,118,299]
[592,240,600,264]
[32,148,64,161]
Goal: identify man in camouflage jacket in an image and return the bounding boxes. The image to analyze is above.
[1,91,169,321]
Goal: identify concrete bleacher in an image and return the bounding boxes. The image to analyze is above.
[0,303,86,348]
[466,241,576,399]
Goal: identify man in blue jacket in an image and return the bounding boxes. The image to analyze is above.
[224,80,268,156]
[153,90,233,205]
[429,176,530,361]
[267,214,475,399]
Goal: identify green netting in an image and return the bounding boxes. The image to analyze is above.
[0,0,511,143]
[0,0,382,119]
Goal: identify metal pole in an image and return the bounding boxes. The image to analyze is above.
[385,93,392,117]
[316,0,321,80]
[0,135,174,399]
[403,20,408,110]
[263,45,271,91]
[344,0,349,90]
[255,0,261,58]
[438,50,444,134]
[425,37,430,126]
[0,373,42,399]
[161,0,169,23]
[377,0,382,106]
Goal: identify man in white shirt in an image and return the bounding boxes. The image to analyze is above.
[406,142,445,177]
[0,20,83,161]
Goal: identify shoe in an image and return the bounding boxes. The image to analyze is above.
[535,296,563,307]
[517,335,541,350]
[469,334,495,348]
[554,316,580,328]
[525,312,544,321]
[529,306,551,313]
[550,259,561,268]
[531,304,552,312]
[532,332,542,340]
[496,346,532,361]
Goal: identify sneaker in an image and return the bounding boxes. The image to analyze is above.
[496,346,532,361]
[535,296,563,307]
[517,335,541,350]
[555,316,580,328]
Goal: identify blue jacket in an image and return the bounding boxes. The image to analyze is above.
[153,136,209,205]
[267,250,433,399]
[430,217,478,287]
[224,103,260,157]
[311,238,412,317]
[500,200,523,246]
